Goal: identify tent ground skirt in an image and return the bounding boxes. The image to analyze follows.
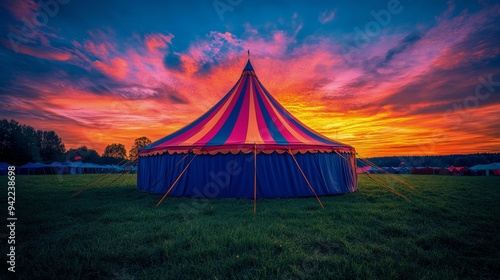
[138,152,357,198]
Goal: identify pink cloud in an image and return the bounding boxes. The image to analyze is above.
[84,41,110,60]
[16,44,72,61]
[433,44,500,70]
[2,0,39,21]
[145,33,174,52]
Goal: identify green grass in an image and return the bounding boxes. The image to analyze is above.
[1,174,499,279]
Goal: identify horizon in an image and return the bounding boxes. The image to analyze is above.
[1,0,499,157]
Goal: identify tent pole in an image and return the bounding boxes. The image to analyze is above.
[156,154,197,207]
[253,143,257,214]
[288,149,324,209]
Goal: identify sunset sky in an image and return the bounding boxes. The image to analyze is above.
[1,0,499,157]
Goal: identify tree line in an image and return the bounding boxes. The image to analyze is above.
[0,119,151,166]
[365,153,500,168]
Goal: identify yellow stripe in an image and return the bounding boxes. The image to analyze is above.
[178,79,243,146]
[245,78,265,144]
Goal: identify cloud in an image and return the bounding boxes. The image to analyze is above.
[92,58,129,80]
[145,33,174,52]
[115,87,160,99]
[1,0,39,21]
[83,41,110,60]
[16,45,72,61]
[383,31,422,64]
[163,87,189,104]
[195,62,213,75]
[318,9,336,24]
[84,84,110,95]
[432,27,500,70]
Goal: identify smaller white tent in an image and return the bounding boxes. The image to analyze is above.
[470,163,500,176]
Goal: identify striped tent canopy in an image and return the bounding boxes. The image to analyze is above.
[139,59,354,156]
[138,58,357,200]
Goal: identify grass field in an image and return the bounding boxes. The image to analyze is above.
[1,174,499,279]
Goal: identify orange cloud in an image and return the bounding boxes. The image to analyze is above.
[93,58,129,80]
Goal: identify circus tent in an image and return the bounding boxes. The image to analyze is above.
[138,58,357,200]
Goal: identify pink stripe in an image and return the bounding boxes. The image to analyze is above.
[193,77,248,145]
[225,78,251,143]
[254,80,301,143]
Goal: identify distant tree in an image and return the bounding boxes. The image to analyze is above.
[37,130,65,163]
[103,143,127,160]
[490,154,500,163]
[129,137,152,162]
[453,157,472,167]
[85,149,101,163]
[367,154,500,168]
[0,119,41,165]
[472,155,489,165]
[428,158,444,168]
[64,148,79,162]
[64,146,100,163]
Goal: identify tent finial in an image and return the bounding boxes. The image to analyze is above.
[248,49,250,60]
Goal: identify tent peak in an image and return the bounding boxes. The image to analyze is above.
[242,59,255,76]
[243,50,255,74]
[243,59,254,71]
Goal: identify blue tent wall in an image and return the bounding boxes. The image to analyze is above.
[138,152,357,198]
